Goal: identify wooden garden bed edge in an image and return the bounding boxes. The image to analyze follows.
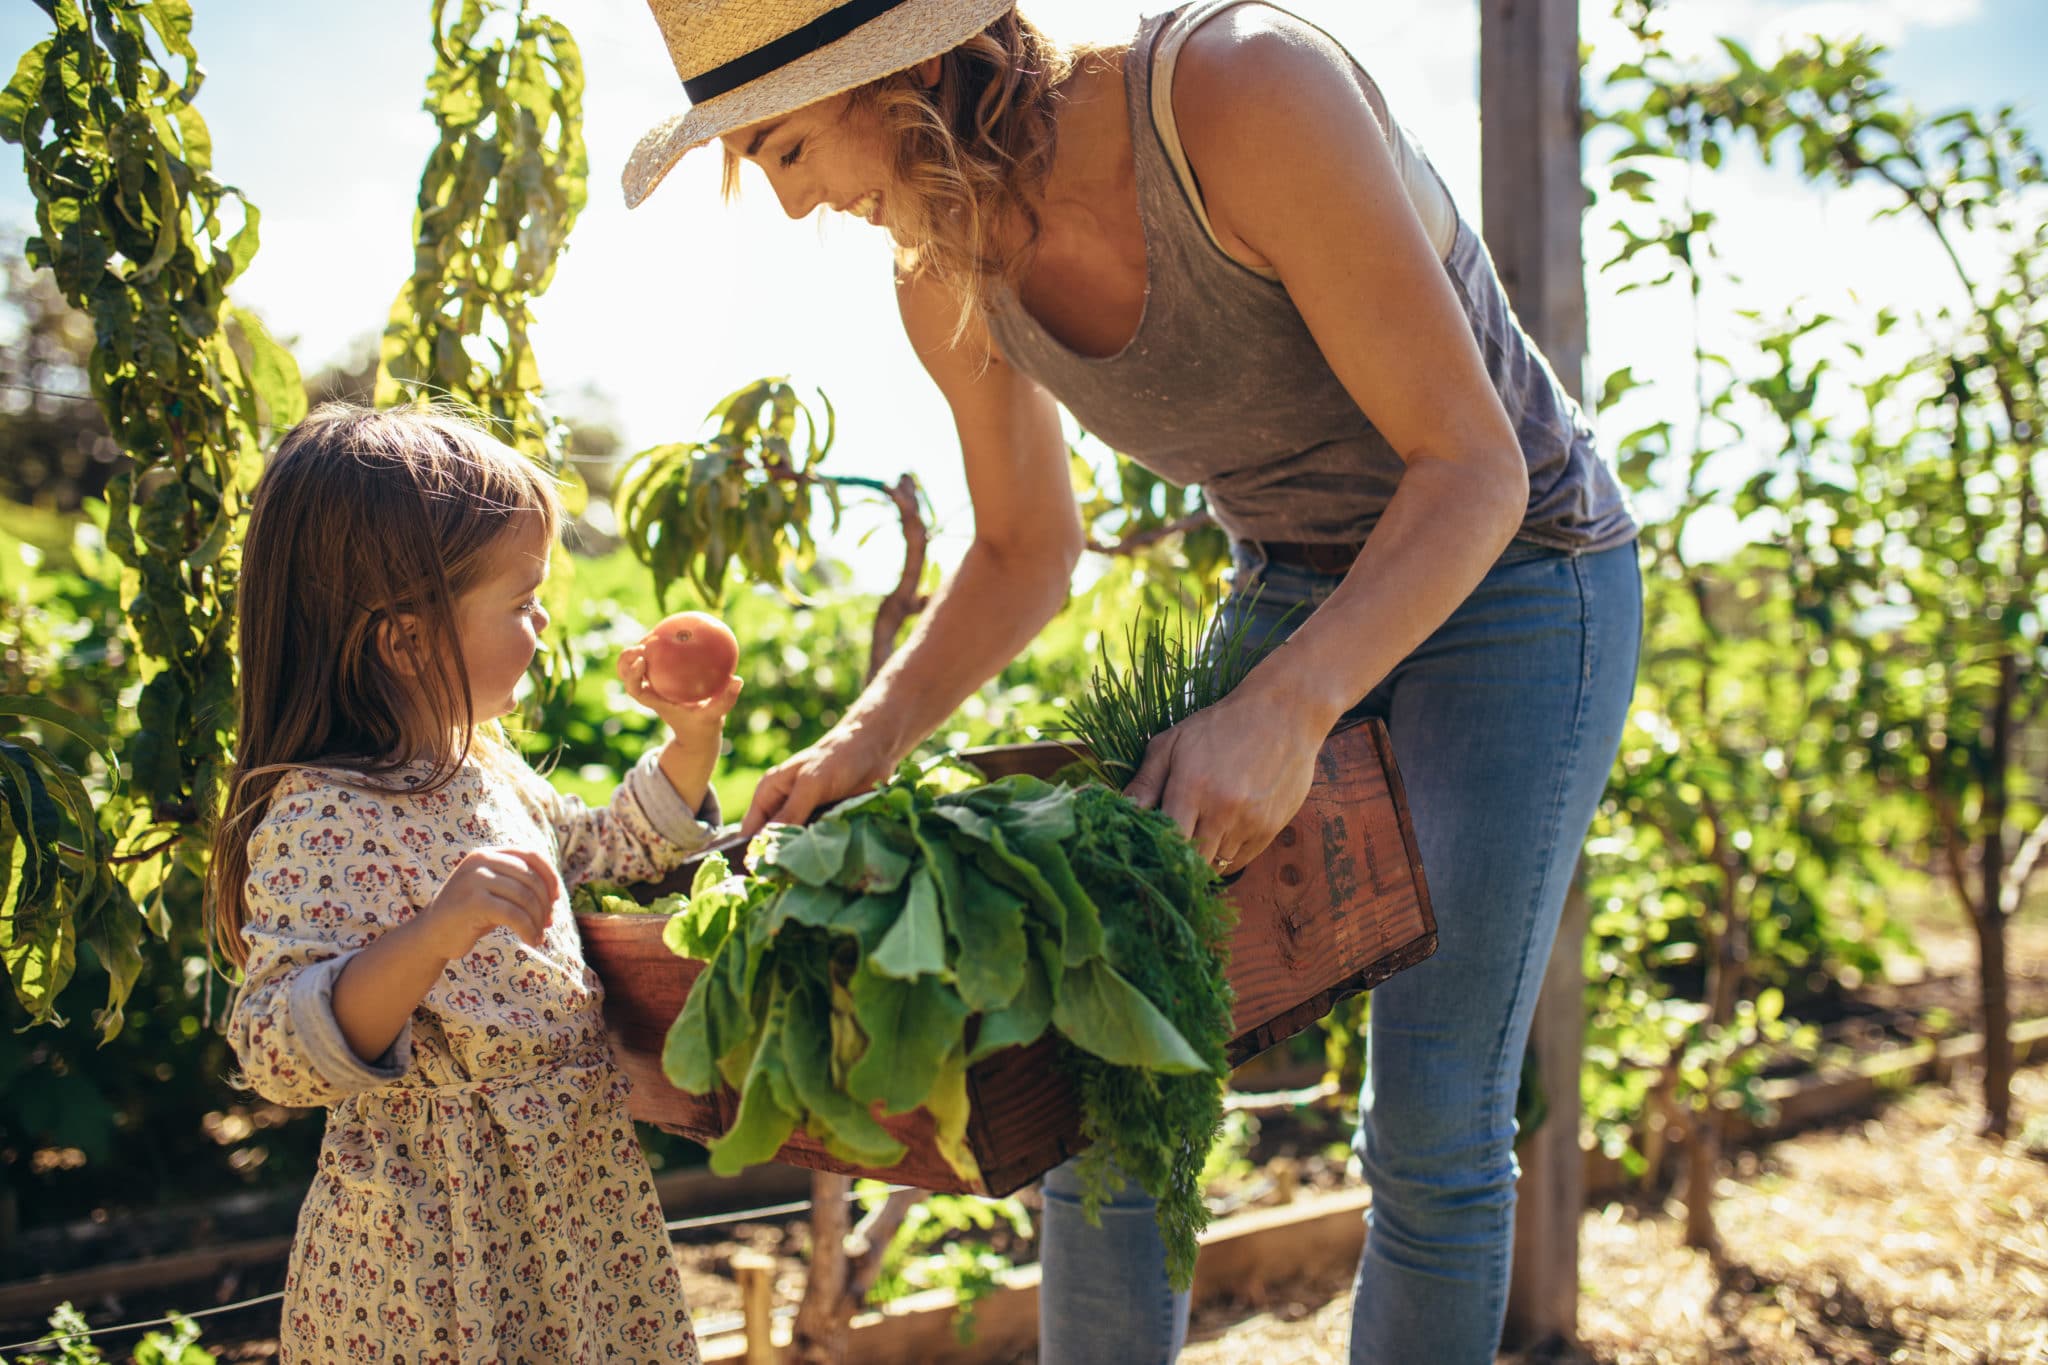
[1584,1015,2048,1197]
[699,1186,1375,1363]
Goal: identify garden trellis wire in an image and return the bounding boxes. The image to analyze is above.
[0,1183,922,1355]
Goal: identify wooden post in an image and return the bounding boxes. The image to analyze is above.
[1480,0,1589,1351]
[1481,0,1590,401]
[732,1250,781,1364]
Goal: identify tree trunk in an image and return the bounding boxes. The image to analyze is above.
[790,1173,854,1364]
[1974,650,2023,1146]
[1975,650,2017,1137]
[1973,903,2014,1138]
[1684,854,1746,1256]
[866,474,929,684]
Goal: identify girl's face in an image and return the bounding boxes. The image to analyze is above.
[453,512,552,722]
[722,91,899,228]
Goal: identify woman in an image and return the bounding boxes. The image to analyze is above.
[624,2,1641,1361]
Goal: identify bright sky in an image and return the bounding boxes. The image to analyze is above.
[1,0,2041,583]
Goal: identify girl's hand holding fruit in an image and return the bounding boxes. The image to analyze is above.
[620,611,745,730]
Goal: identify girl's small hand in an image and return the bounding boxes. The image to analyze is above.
[617,645,744,734]
[412,847,562,959]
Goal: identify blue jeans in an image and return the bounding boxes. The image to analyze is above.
[1038,537,1643,1365]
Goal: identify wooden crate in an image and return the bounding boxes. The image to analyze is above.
[578,914,1081,1197]
[576,717,1435,1196]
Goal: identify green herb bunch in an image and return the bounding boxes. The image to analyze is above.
[654,765,1235,1287]
[1063,602,1269,787]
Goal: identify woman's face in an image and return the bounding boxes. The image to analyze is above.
[721,90,901,228]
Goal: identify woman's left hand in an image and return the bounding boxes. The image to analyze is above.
[1121,683,1326,873]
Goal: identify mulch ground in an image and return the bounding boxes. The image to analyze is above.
[20,914,2042,1363]
[1165,1065,2048,1365]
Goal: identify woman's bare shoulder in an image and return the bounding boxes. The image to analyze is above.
[1172,4,1372,151]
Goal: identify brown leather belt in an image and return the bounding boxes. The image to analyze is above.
[1260,540,1369,575]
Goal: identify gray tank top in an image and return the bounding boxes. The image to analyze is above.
[984,1,1638,554]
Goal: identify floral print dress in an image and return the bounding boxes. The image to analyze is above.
[229,746,716,1364]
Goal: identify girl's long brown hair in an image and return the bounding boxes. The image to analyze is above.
[723,9,1080,330]
[207,404,560,966]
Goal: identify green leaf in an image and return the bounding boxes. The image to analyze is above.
[762,820,852,886]
[944,865,1029,1014]
[707,986,800,1174]
[691,851,731,897]
[929,804,998,844]
[1052,959,1211,1074]
[976,815,1102,967]
[908,805,967,918]
[825,891,901,952]
[841,818,912,893]
[780,982,907,1168]
[0,773,17,931]
[222,190,263,281]
[0,40,52,146]
[846,966,968,1115]
[0,696,118,775]
[662,932,751,1094]
[969,946,1053,1063]
[991,782,1073,840]
[768,880,849,934]
[869,866,946,980]
[77,876,144,1038]
[663,879,741,960]
[1020,835,1105,966]
[0,743,56,919]
[232,305,307,428]
[8,737,101,861]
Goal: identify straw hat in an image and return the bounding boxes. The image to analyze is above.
[624,0,1019,208]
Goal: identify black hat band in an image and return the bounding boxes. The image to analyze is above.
[683,0,921,105]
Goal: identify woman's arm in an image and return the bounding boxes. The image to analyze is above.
[1125,8,1531,865]
[740,273,1084,834]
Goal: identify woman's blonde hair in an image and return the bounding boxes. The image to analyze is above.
[723,10,1084,329]
[206,404,561,965]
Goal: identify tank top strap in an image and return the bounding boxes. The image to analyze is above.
[1138,1,1459,276]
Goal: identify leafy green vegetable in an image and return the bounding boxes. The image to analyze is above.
[655,764,1235,1287]
[869,867,947,980]
[762,820,852,885]
[1050,959,1209,1073]
[568,880,646,916]
[781,979,907,1168]
[1056,784,1237,1287]
[846,966,971,1115]
[705,982,800,1175]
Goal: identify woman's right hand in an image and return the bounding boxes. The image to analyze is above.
[411,848,563,960]
[740,721,899,838]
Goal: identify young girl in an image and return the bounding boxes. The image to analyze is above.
[210,404,736,1364]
